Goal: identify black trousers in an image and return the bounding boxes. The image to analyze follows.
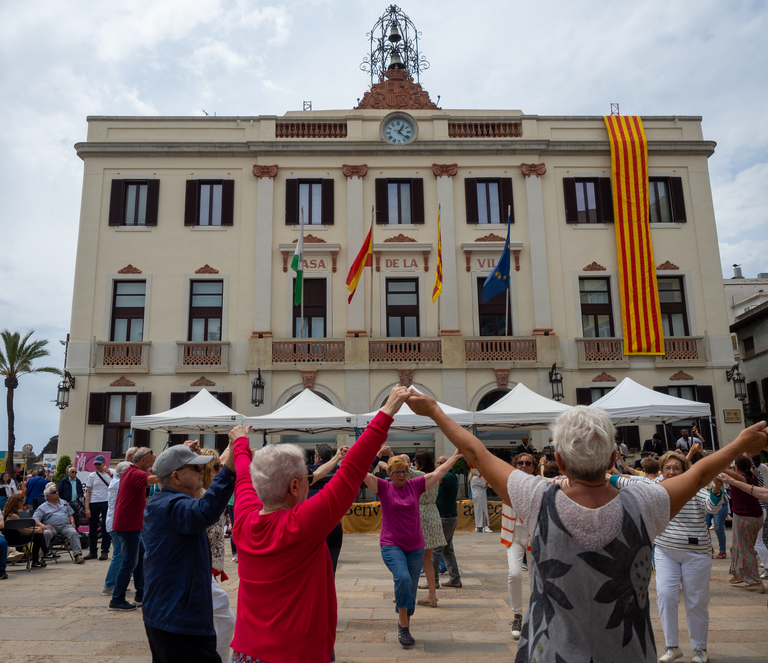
[145,624,221,663]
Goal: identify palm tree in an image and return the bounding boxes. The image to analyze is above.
[1,330,61,468]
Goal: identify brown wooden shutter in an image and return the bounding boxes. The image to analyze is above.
[576,388,592,406]
[133,429,150,447]
[563,178,578,224]
[669,177,687,223]
[215,435,229,454]
[102,428,120,454]
[321,179,334,225]
[221,180,235,226]
[499,178,514,223]
[464,178,479,224]
[108,180,125,226]
[695,385,718,449]
[598,178,614,223]
[411,178,425,224]
[88,393,107,425]
[169,434,185,447]
[136,392,152,416]
[170,393,186,409]
[285,179,299,225]
[216,392,233,408]
[184,181,199,226]
[653,386,670,395]
[375,178,388,224]
[145,180,160,226]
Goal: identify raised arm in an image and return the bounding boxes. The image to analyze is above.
[231,425,263,520]
[661,421,768,517]
[407,392,513,502]
[719,473,768,501]
[311,446,349,485]
[424,451,462,491]
[363,473,379,493]
[616,454,637,476]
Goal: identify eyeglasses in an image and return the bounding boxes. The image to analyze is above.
[517,461,533,467]
[294,471,314,483]
[50,490,58,493]
[390,470,408,476]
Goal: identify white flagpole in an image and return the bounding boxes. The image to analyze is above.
[300,206,305,340]
[506,205,511,336]
[437,203,442,337]
[370,205,374,338]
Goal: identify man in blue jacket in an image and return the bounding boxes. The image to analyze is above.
[142,435,237,663]
[57,466,85,526]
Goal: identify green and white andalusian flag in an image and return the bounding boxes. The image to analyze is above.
[290,222,304,305]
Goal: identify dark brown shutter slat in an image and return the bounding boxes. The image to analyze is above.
[669,177,687,223]
[653,386,670,395]
[169,434,185,447]
[221,180,235,226]
[321,179,334,225]
[108,180,125,226]
[285,179,298,225]
[145,180,160,226]
[216,392,233,408]
[136,392,152,415]
[133,429,149,447]
[102,428,119,454]
[184,181,199,226]
[215,434,229,454]
[375,178,388,224]
[563,178,578,224]
[499,178,514,223]
[170,392,186,409]
[464,178,479,224]
[598,178,614,223]
[88,393,107,425]
[411,178,425,224]
[575,388,592,406]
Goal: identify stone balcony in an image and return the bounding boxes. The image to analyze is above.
[655,336,707,367]
[175,341,230,373]
[95,342,150,373]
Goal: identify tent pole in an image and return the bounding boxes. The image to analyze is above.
[708,417,715,453]
[663,424,669,452]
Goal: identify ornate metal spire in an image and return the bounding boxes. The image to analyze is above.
[360,5,430,85]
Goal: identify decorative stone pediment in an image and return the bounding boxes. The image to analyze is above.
[195,264,219,274]
[190,376,216,387]
[432,163,458,178]
[355,68,440,110]
[397,369,414,388]
[342,164,368,178]
[583,262,607,271]
[300,370,317,390]
[252,164,278,179]
[657,261,680,270]
[475,233,506,242]
[592,372,617,382]
[110,376,135,387]
[280,238,341,273]
[118,264,142,274]
[669,370,694,381]
[494,368,510,389]
[521,163,547,178]
[383,234,417,243]
[292,234,327,244]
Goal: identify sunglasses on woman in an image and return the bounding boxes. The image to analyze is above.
[517,461,533,467]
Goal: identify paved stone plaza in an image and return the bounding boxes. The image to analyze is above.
[1,530,766,662]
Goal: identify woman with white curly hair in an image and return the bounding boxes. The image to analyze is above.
[406,393,768,663]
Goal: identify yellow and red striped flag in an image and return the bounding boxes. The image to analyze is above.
[432,208,443,302]
[346,222,373,304]
[604,115,664,355]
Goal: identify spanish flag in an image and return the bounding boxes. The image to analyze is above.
[604,115,664,355]
[346,223,373,304]
[432,207,443,302]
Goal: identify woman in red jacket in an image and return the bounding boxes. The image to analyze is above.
[231,385,411,663]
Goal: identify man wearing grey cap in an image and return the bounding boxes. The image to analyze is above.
[84,454,113,560]
[142,432,239,663]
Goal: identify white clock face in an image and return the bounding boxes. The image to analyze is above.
[384,117,414,144]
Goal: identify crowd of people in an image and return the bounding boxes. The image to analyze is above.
[2,384,768,663]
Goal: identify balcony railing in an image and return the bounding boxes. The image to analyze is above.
[465,337,537,362]
[95,342,150,371]
[448,121,522,138]
[176,341,230,371]
[276,121,347,138]
[662,337,703,360]
[576,337,625,363]
[369,339,442,363]
[272,339,345,363]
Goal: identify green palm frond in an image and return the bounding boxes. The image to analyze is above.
[0,329,62,379]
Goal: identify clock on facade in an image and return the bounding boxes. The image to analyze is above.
[382,115,416,144]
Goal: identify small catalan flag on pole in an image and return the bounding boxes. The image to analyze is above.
[346,221,373,304]
[432,206,443,302]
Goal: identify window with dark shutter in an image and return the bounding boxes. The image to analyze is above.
[649,177,686,224]
[184,181,199,226]
[575,388,592,406]
[668,177,687,223]
[464,178,479,224]
[598,178,614,223]
[499,177,514,223]
[564,178,613,224]
[286,179,333,225]
[411,178,425,224]
[321,180,334,225]
[376,178,424,224]
[169,393,186,409]
[563,178,578,224]
[221,180,235,226]
[88,393,107,425]
[375,178,388,224]
[109,180,160,227]
[216,392,233,408]
[108,180,125,226]
[285,179,299,225]
[136,392,152,416]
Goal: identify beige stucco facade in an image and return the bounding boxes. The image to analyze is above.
[58,97,743,461]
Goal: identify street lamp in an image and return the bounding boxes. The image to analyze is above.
[548,363,564,402]
[56,371,75,410]
[251,368,265,407]
[725,363,747,402]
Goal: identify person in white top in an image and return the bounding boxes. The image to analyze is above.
[469,468,491,532]
[84,455,114,561]
[675,427,704,453]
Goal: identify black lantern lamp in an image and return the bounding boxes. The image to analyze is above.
[548,363,564,402]
[251,368,265,407]
[56,371,75,410]
[725,363,747,402]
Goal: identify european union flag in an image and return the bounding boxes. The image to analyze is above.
[481,213,511,303]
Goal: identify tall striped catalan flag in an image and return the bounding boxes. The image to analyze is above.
[432,207,443,302]
[604,115,664,355]
[346,222,373,304]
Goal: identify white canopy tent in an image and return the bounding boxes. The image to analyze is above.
[473,382,573,428]
[130,388,243,433]
[243,388,356,434]
[356,387,474,433]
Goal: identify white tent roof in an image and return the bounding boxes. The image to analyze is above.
[130,388,243,432]
[590,377,711,425]
[356,387,474,432]
[474,382,573,428]
[243,388,356,433]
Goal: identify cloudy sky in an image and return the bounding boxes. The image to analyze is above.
[1,0,766,453]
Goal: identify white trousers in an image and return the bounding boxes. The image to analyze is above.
[471,481,489,528]
[655,545,711,650]
[211,576,235,663]
[754,508,768,568]
[505,521,529,615]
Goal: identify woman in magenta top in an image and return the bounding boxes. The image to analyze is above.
[362,451,462,648]
[230,386,410,663]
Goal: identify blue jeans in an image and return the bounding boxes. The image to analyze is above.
[706,506,727,554]
[112,531,144,603]
[381,545,424,616]
[88,501,111,554]
[0,534,7,571]
[104,531,122,590]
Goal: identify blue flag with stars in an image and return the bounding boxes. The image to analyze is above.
[481,212,511,303]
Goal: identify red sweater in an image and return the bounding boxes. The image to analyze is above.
[231,410,393,663]
[112,464,149,531]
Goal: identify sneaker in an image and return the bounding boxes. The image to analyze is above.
[745,582,766,594]
[419,568,425,576]
[760,570,768,580]
[0,571,8,580]
[658,647,683,663]
[441,580,462,588]
[82,551,98,560]
[6,550,25,563]
[99,552,109,561]
[133,594,143,606]
[691,649,708,663]
[108,600,137,612]
[101,588,113,596]
[510,614,523,640]
[43,552,60,559]
[522,563,528,571]
[231,555,238,563]
[475,527,483,532]
[716,552,726,560]
[74,555,85,565]
[397,624,415,647]
[31,560,46,569]
[483,526,493,533]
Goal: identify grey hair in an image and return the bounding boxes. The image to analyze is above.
[132,447,152,464]
[114,461,131,478]
[250,444,306,507]
[44,484,58,498]
[126,446,138,459]
[550,406,616,481]
[66,465,75,473]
